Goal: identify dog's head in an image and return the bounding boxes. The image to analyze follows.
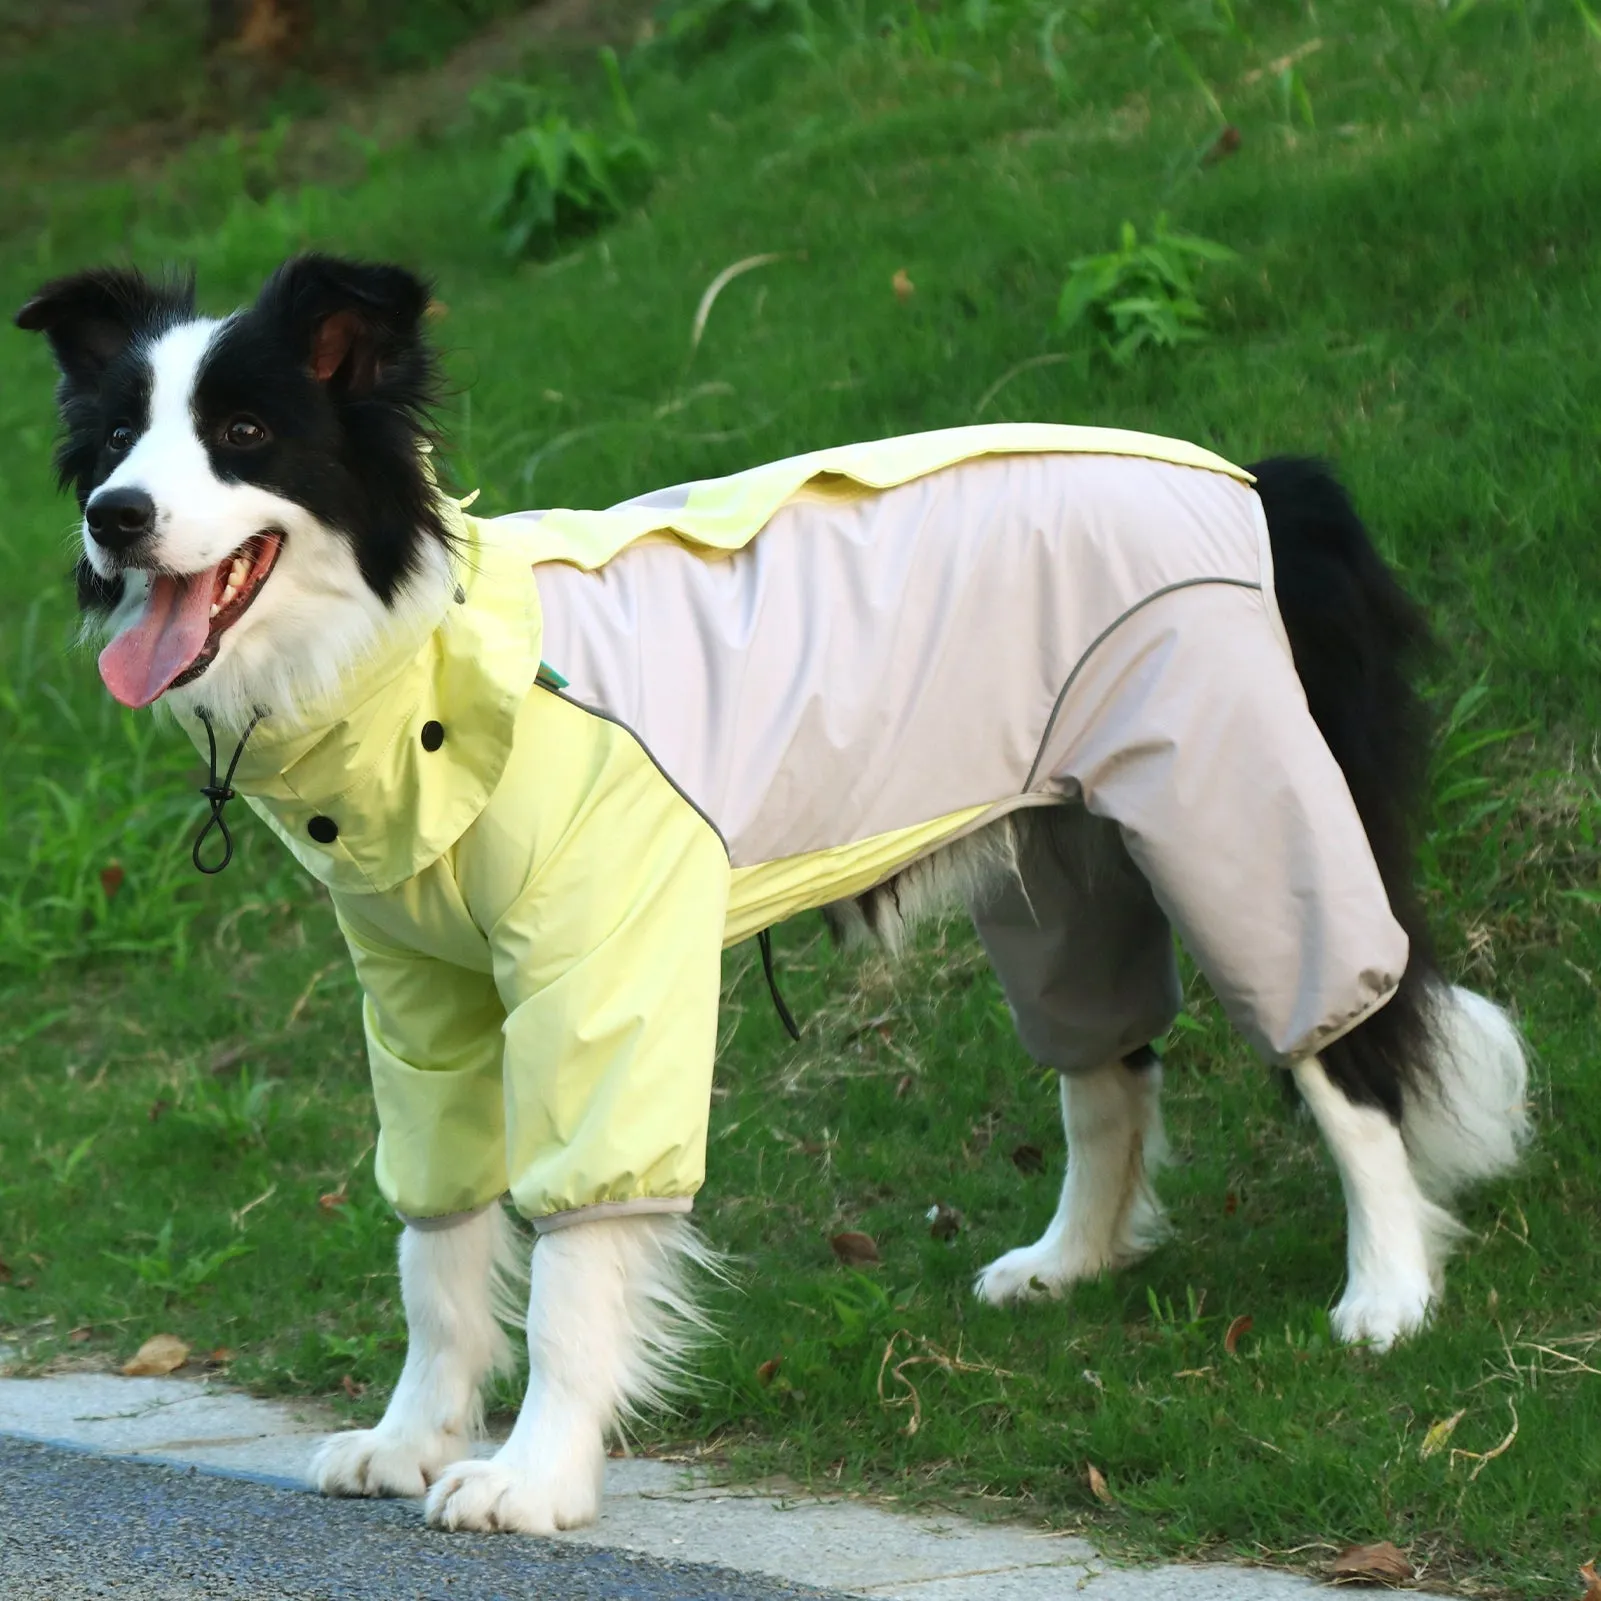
[16,254,451,721]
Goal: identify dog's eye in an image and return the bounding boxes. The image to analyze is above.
[108,425,135,453]
[222,417,269,448]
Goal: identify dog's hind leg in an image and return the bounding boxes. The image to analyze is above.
[314,1206,521,1499]
[1291,1055,1463,1349]
[1296,985,1530,1349]
[425,1213,712,1535]
[969,809,1177,1307]
[976,1050,1167,1304]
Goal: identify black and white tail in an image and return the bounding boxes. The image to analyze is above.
[1251,457,1531,1194]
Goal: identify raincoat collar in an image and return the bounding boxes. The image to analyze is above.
[182,498,541,895]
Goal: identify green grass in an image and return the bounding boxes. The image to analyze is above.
[2,0,1600,1594]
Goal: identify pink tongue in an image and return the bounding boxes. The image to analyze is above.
[99,570,217,708]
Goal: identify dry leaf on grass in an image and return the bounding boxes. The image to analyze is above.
[1330,1541,1413,1585]
[892,268,916,301]
[1577,1560,1601,1600]
[99,862,125,898]
[1011,1143,1045,1174]
[0,1259,11,1284]
[224,0,306,62]
[341,1375,365,1398]
[1223,1314,1253,1355]
[926,1204,962,1241]
[1087,1463,1115,1504]
[318,1190,348,1211]
[1202,125,1243,165]
[830,1230,880,1266]
[68,1326,94,1345]
[122,1333,190,1376]
[755,1357,782,1387]
[1419,1408,1467,1459]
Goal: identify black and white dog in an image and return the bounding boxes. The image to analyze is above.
[18,256,1530,1534]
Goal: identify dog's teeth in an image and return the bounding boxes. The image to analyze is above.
[210,603,221,618]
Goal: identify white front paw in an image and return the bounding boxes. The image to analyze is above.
[1332,1281,1435,1350]
[425,1452,602,1534]
[313,1426,463,1499]
[974,1242,1088,1306]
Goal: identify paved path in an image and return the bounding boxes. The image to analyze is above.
[0,1375,1446,1599]
[0,1435,833,1601]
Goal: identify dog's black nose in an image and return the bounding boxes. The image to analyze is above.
[85,487,155,552]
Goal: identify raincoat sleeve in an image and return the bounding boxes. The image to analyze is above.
[333,904,511,1222]
[484,714,733,1232]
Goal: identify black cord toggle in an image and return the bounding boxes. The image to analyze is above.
[192,705,266,875]
[757,928,802,1042]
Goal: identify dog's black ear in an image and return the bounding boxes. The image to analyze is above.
[256,254,433,395]
[15,268,196,391]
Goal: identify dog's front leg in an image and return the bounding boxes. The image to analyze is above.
[975,1053,1168,1304]
[314,1206,518,1498]
[425,1214,702,1535]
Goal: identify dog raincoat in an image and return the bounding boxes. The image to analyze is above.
[190,425,1408,1230]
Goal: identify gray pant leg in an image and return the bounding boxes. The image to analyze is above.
[972,806,1182,1075]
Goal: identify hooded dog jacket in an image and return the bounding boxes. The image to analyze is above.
[195,425,1408,1229]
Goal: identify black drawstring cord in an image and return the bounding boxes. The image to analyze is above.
[192,706,266,875]
[757,928,802,1042]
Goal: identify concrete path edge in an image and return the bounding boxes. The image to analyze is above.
[0,1373,1449,1599]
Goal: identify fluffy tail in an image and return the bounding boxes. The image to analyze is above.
[1249,458,1529,1182]
[1401,985,1531,1201]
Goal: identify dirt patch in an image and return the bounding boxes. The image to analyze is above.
[11,0,654,196]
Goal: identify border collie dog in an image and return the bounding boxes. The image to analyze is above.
[18,255,1530,1535]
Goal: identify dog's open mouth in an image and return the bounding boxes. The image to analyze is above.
[98,531,283,709]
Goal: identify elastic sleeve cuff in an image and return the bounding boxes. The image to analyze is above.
[394,1200,503,1232]
[529,1196,694,1234]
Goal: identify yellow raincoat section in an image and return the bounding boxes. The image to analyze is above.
[335,689,730,1228]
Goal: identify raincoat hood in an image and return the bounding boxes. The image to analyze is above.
[179,496,542,896]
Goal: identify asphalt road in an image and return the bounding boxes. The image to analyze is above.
[0,1437,841,1601]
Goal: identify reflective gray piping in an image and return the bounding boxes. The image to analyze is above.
[540,684,730,859]
[1024,577,1264,792]
[395,1200,500,1232]
[531,1196,694,1234]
